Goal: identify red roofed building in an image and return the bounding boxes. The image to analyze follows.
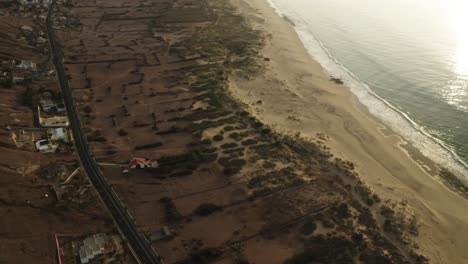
[121,158,158,173]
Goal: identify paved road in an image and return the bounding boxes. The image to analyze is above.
[46,2,162,263]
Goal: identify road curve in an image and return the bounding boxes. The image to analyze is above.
[46,2,162,263]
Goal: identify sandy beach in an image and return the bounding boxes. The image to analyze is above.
[229,0,468,263]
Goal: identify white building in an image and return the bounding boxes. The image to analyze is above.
[35,139,58,153]
[48,127,70,143]
[38,112,70,127]
[78,233,112,264]
[15,60,36,70]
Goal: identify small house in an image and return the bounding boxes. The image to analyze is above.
[39,91,57,112]
[20,25,33,32]
[36,36,47,44]
[35,139,58,153]
[78,233,113,264]
[48,127,70,143]
[15,60,36,71]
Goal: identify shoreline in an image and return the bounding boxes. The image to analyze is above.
[229,0,468,263]
[270,0,468,178]
[269,0,468,178]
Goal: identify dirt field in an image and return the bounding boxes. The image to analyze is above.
[0,2,123,263]
[58,0,429,263]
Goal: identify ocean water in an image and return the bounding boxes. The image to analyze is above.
[267,0,468,177]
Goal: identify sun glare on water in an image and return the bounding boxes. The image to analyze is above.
[437,0,468,110]
[447,0,468,76]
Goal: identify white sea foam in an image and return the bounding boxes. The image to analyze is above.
[266,0,468,178]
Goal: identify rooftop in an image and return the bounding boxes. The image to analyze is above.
[78,233,112,264]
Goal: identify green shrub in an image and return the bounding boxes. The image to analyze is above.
[218,158,246,168]
[285,235,356,264]
[135,142,163,150]
[23,86,34,108]
[237,258,250,264]
[322,219,335,228]
[380,205,394,218]
[223,125,235,131]
[223,167,242,175]
[118,129,128,136]
[213,134,224,141]
[159,197,182,223]
[157,126,183,135]
[170,169,193,177]
[83,105,92,113]
[241,139,257,146]
[262,161,276,169]
[335,203,350,218]
[354,185,375,206]
[194,203,223,216]
[252,121,263,128]
[201,139,212,144]
[300,220,317,235]
[358,207,376,227]
[228,132,241,140]
[221,143,238,149]
[359,249,393,264]
[180,247,223,264]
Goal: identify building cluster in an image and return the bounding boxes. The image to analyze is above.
[34,127,70,153]
[0,0,79,55]
[1,59,57,86]
[0,0,83,152]
[8,0,53,54]
[21,23,50,54]
[12,0,52,19]
[3,59,71,154]
[0,59,37,87]
[35,89,71,152]
[17,0,79,28]
[1,2,127,264]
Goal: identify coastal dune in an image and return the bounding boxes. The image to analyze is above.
[230,0,468,263]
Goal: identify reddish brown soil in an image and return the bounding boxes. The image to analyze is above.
[0,4,118,264]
